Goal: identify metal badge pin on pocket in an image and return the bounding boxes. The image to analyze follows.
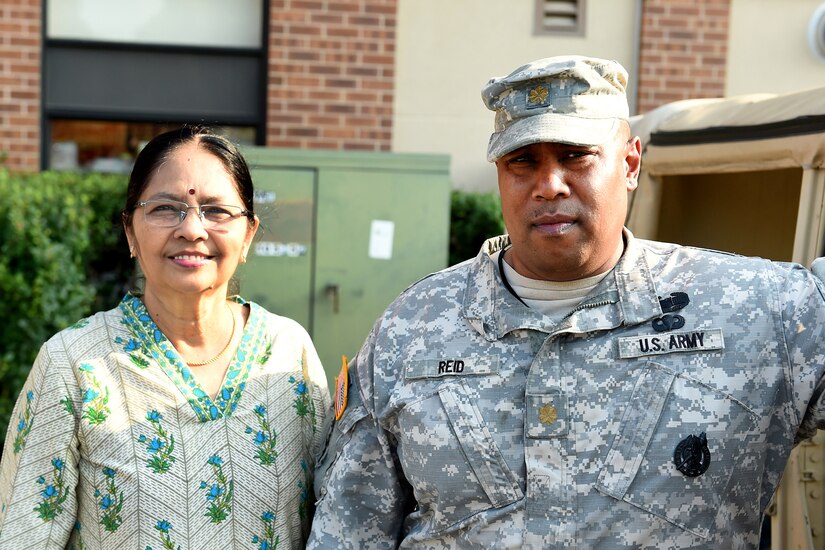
[673,432,711,477]
[653,292,690,333]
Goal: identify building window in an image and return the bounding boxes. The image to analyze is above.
[43,0,265,172]
[49,120,256,173]
[47,0,263,49]
[534,0,585,36]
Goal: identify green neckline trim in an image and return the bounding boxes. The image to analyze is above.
[118,293,269,422]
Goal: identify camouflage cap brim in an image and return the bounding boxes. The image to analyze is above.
[487,113,622,162]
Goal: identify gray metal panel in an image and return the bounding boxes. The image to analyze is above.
[45,46,260,122]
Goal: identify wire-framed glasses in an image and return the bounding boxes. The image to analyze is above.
[135,199,253,228]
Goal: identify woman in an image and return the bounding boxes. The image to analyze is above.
[0,127,330,549]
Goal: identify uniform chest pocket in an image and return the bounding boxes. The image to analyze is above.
[394,381,523,533]
[595,362,761,540]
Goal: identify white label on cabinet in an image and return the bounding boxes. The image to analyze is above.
[368,220,394,260]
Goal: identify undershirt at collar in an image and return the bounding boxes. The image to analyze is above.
[491,248,614,318]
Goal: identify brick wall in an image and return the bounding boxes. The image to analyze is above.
[0,0,41,171]
[637,0,730,114]
[267,0,397,151]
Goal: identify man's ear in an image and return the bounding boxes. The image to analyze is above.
[625,136,642,191]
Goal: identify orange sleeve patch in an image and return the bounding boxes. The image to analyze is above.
[334,355,349,421]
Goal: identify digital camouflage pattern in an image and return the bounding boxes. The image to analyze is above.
[308,230,825,549]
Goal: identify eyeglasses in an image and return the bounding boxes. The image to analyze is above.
[135,199,253,228]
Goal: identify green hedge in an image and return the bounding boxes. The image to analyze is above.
[449,190,505,266]
[0,170,132,451]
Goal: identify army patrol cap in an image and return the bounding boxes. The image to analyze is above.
[482,55,630,162]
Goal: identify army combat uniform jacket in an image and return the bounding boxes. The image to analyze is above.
[308,231,825,549]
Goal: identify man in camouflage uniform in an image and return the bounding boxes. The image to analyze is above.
[307,56,825,549]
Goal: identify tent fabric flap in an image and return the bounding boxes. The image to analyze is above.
[634,87,825,176]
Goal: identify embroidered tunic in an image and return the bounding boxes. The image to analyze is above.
[0,293,330,549]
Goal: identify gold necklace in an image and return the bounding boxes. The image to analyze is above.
[186,304,236,367]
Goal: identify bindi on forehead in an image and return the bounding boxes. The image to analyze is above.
[188,188,196,195]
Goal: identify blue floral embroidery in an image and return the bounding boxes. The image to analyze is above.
[79,363,110,425]
[94,466,124,532]
[200,454,233,523]
[147,519,180,550]
[137,410,176,474]
[69,521,86,550]
[34,457,68,521]
[13,390,34,453]
[245,404,277,465]
[60,394,74,415]
[251,510,279,549]
[288,373,316,432]
[115,335,150,368]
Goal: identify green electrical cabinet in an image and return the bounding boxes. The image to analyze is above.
[238,148,451,392]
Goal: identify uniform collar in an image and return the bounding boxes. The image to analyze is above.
[462,228,664,340]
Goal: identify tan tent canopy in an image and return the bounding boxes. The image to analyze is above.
[628,86,825,267]
[634,87,825,176]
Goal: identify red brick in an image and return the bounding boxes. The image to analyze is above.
[325,78,357,88]
[349,15,380,26]
[364,54,395,65]
[347,66,378,77]
[291,102,320,113]
[288,24,322,35]
[321,127,357,139]
[309,64,342,75]
[346,41,379,52]
[328,2,362,13]
[668,30,696,41]
[286,76,321,87]
[326,53,359,63]
[346,91,378,102]
[306,140,340,149]
[310,90,342,101]
[671,5,700,16]
[288,50,320,61]
[286,127,319,137]
[307,115,340,125]
[327,27,359,38]
[362,80,393,90]
[311,13,345,24]
[292,0,323,9]
[365,3,396,15]
[344,116,377,126]
[269,62,306,73]
[325,103,357,114]
[269,88,307,99]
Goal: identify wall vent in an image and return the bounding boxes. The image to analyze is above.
[535,0,585,36]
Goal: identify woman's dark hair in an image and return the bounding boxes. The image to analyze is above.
[122,126,255,228]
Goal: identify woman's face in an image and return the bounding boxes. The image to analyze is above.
[126,141,258,300]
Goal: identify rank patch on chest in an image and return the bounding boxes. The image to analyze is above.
[617,328,724,359]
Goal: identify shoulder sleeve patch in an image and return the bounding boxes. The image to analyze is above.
[334,355,349,421]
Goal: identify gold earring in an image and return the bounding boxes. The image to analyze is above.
[129,245,135,258]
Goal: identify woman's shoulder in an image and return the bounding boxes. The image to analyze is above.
[40,305,123,357]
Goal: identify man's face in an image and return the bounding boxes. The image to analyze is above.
[495,124,641,281]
